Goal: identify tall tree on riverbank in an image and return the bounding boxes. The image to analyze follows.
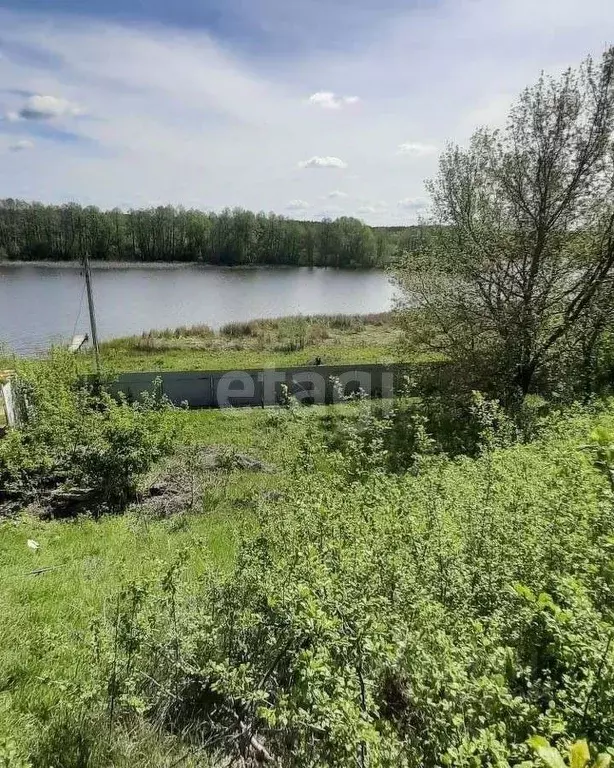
[396,48,614,401]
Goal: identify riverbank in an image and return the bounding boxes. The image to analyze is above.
[2,261,377,271]
[1,260,199,270]
[94,312,402,371]
[0,313,404,377]
[0,202,402,271]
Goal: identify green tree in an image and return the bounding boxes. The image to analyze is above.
[0,200,399,268]
[396,48,614,402]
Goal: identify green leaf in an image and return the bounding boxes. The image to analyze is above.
[528,737,551,750]
[527,738,567,768]
[514,584,535,599]
[570,740,590,768]
[537,748,568,768]
[593,755,612,768]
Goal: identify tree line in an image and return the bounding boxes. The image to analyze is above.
[0,201,419,268]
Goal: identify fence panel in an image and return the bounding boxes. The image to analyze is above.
[111,362,449,409]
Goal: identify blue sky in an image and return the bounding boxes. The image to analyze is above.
[0,0,611,223]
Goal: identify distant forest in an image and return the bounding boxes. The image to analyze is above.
[0,200,422,268]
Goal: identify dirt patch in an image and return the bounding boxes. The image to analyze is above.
[0,479,99,520]
[0,445,274,521]
[136,445,275,518]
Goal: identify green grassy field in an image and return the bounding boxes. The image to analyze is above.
[95,313,400,372]
[0,312,443,377]
[0,407,247,759]
[0,314,437,765]
[3,398,614,765]
[0,403,352,764]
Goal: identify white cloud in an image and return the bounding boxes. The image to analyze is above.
[0,0,611,224]
[327,190,348,198]
[356,200,388,215]
[357,199,387,209]
[308,91,360,109]
[397,142,438,157]
[4,111,20,122]
[18,94,84,120]
[8,139,34,152]
[286,199,310,210]
[299,156,348,169]
[397,197,428,213]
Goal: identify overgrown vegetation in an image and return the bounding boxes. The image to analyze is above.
[4,394,614,766]
[4,46,614,768]
[0,351,176,518]
[96,312,400,371]
[96,403,614,766]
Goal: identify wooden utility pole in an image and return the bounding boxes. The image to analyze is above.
[82,252,101,375]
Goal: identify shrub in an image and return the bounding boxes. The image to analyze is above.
[306,323,331,344]
[325,387,527,476]
[219,320,255,337]
[0,350,177,516]
[100,405,614,765]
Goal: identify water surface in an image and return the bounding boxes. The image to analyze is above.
[0,263,396,354]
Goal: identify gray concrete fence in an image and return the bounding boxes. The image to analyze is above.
[111,362,451,409]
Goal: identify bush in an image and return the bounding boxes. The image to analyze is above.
[219,320,255,337]
[324,387,536,476]
[0,351,177,516]
[100,406,614,765]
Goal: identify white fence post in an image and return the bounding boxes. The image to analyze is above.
[1,379,17,428]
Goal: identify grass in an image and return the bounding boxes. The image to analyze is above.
[2,399,613,765]
[96,312,400,372]
[2,367,614,764]
[0,508,237,764]
[0,312,424,765]
[0,403,345,763]
[0,312,444,376]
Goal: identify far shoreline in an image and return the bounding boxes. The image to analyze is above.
[0,261,386,272]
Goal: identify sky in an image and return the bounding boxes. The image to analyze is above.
[0,0,611,225]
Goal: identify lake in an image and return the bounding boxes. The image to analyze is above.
[0,263,397,355]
